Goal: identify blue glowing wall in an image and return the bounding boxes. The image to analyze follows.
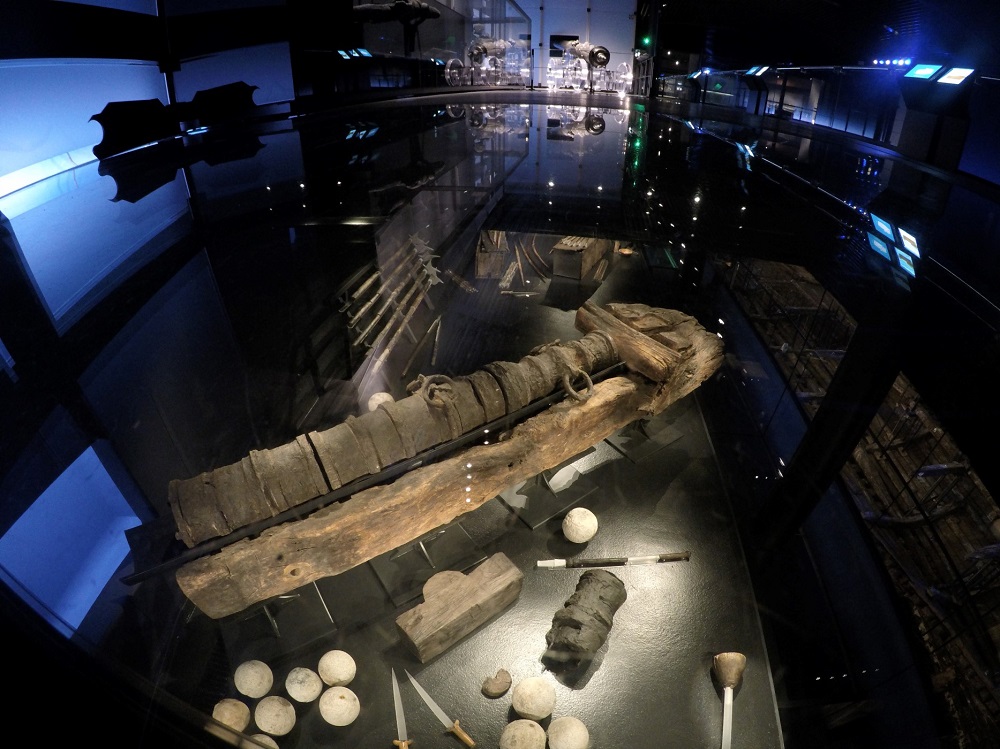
[0,446,140,636]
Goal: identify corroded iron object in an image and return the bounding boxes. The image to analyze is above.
[167,330,618,548]
[542,569,627,670]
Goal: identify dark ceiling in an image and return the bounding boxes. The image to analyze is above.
[648,0,1000,72]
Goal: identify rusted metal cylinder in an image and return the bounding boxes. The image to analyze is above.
[167,331,619,548]
[169,436,328,547]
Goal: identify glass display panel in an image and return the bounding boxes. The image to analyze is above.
[896,248,916,276]
[937,67,974,84]
[904,63,942,79]
[870,212,895,241]
[898,227,921,257]
[867,231,892,260]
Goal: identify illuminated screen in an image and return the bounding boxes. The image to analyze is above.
[896,250,916,277]
[867,232,892,260]
[754,66,769,76]
[898,227,920,257]
[746,66,760,75]
[938,67,974,85]
[870,213,895,241]
[905,64,942,80]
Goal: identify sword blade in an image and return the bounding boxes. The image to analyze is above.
[391,669,408,742]
[404,670,453,728]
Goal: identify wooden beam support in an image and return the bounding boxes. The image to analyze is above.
[175,376,656,618]
[575,301,681,382]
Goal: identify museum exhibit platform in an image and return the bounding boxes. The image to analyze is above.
[4,3,1000,744]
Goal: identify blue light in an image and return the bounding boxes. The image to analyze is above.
[0,447,140,635]
[0,338,13,382]
[896,250,916,277]
[867,232,892,260]
[905,63,943,79]
[870,213,895,241]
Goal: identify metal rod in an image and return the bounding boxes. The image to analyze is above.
[536,551,691,568]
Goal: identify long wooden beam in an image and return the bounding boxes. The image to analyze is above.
[176,376,655,618]
[172,304,723,618]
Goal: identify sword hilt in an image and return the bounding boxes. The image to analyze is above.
[450,719,475,747]
[393,740,412,749]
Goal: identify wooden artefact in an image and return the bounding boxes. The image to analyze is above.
[481,668,512,698]
[396,552,524,663]
[172,303,723,618]
[712,652,747,749]
[551,236,612,280]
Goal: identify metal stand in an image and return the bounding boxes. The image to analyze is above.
[219,580,338,665]
[498,449,599,529]
[369,522,486,607]
[605,414,683,463]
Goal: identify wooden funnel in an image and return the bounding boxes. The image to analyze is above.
[712,652,747,690]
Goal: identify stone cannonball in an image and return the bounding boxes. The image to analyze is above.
[499,719,546,749]
[318,649,357,686]
[285,667,323,703]
[254,695,296,736]
[212,698,251,732]
[247,735,278,749]
[319,686,361,726]
[547,716,590,749]
[561,507,598,543]
[234,659,274,699]
[367,392,394,411]
[511,675,557,721]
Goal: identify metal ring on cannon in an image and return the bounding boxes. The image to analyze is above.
[408,373,455,408]
[562,369,594,402]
